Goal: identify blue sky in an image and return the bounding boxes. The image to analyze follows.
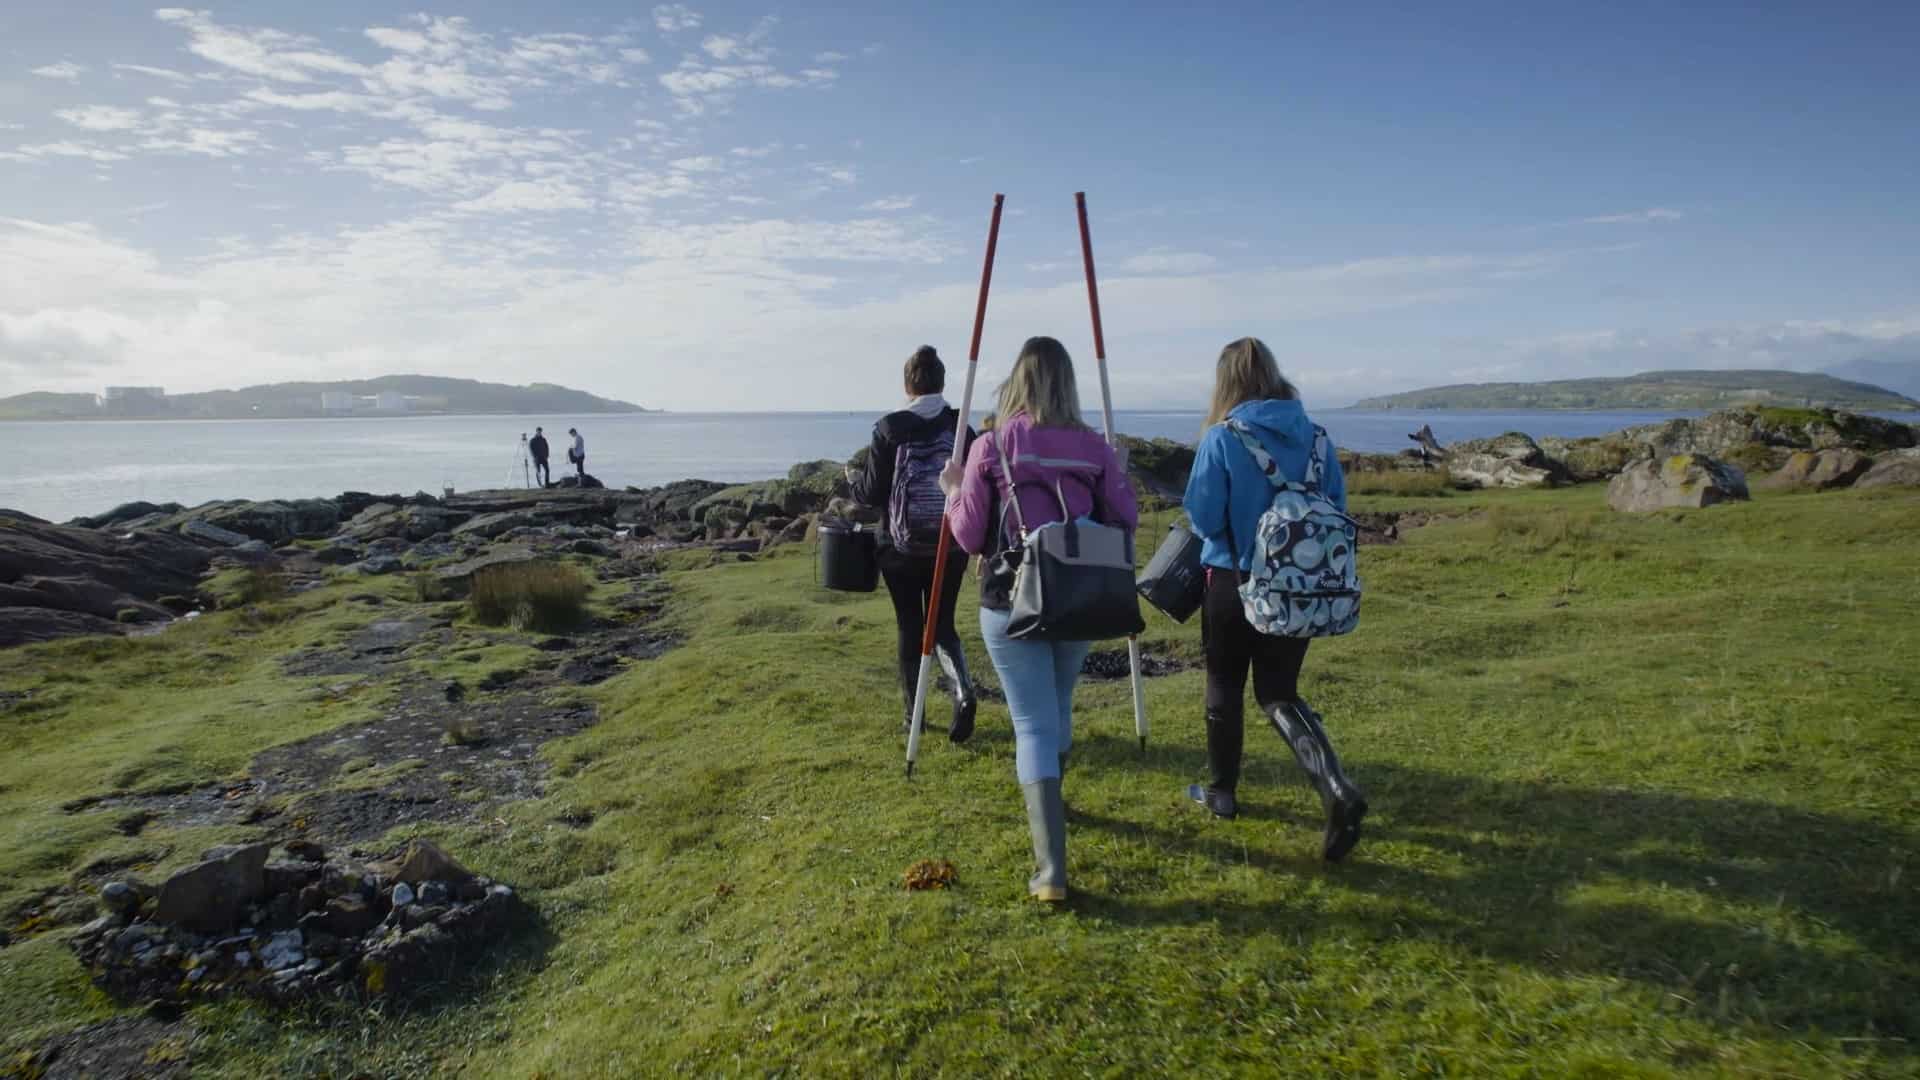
[2,1,1917,410]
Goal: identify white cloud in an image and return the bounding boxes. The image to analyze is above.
[1119,252,1219,275]
[669,155,722,172]
[813,51,849,63]
[729,143,779,158]
[243,88,380,112]
[7,142,130,163]
[140,128,263,158]
[812,164,856,185]
[653,4,703,32]
[55,106,145,133]
[113,64,194,84]
[863,196,914,211]
[452,178,594,213]
[157,9,368,84]
[30,62,87,80]
[146,97,182,108]
[799,68,839,81]
[628,217,951,263]
[620,48,652,64]
[1580,207,1684,225]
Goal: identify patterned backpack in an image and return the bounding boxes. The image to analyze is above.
[1225,420,1362,638]
[888,429,957,556]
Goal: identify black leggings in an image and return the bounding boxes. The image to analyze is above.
[1203,567,1309,718]
[878,547,968,707]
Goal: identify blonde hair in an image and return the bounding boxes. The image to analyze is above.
[1205,337,1298,427]
[996,336,1088,430]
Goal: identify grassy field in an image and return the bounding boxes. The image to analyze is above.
[3,483,1919,1076]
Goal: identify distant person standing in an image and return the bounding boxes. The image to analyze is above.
[567,427,586,480]
[529,427,552,487]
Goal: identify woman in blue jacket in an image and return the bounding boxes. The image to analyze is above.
[1181,337,1367,862]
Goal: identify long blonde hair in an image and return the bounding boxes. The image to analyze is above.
[1205,337,1298,427]
[996,336,1089,430]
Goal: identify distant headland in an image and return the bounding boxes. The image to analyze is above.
[1350,368,1920,412]
[0,375,647,421]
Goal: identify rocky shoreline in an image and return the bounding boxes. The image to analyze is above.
[2,404,1916,649]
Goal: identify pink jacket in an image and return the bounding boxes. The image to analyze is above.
[947,412,1139,556]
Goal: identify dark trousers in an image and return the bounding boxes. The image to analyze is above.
[1202,567,1309,792]
[573,454,586,479]
[533,458,550,486]
[878,546,968,708]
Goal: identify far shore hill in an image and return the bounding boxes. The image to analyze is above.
[0,375,646,421]
[1351,368,1920,412]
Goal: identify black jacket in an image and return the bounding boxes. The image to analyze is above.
[852,407,973,512]
[528,434,549,462]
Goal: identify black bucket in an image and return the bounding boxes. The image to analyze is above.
[817,520,879,592]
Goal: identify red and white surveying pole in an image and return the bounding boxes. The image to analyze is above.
[907,194,1005,778]
[1075,192,1149,751]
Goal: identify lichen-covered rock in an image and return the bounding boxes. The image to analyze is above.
[179,518,252,547]
[1758,448,1874,491]
[1607,454,1750,512]
[1446,432,1563,489]
[1855,448,1920,490]
[1537,436,1637,482]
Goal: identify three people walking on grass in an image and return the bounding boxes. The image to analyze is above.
[880,333,1363,903]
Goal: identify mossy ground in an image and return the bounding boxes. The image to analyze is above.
[3,484,1918,1076]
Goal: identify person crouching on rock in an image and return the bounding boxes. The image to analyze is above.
[529,427,551,487]
[1181,336,1367,861]
[940,335,1138,903]
[849,346,979,742]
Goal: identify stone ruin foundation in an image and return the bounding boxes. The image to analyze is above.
[70,838,526,1003]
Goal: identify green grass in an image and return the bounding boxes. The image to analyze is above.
[3,485,1919,1075]
[1345,468,1455,497]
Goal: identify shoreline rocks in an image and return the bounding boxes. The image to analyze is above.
[1607,454,1751,512]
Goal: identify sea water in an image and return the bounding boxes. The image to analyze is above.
[5,409,1915,524]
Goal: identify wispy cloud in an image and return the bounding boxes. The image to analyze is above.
[30,62,88,80]
[55,106,145,133]
[652,4,703,33]
[1579,207,1684,225]
[863,195,914,211]
[113,63,193,84]
[1119,252,1218,275]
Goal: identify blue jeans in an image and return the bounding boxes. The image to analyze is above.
[979,606,1093,784]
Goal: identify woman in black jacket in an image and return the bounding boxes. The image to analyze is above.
[849,346,978,741]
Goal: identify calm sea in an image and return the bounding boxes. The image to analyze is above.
[5,409,1917,524]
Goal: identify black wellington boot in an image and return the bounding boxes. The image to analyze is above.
[937,645,978,744]
[1266,700,1368,862]
[1186,707,1243,819]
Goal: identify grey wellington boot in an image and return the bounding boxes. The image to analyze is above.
[1186,707,1243,820]
[1022,779,1068,902]
[936,645,978,744]
[1267,700,1368,862]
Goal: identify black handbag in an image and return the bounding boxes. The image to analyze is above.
[1136,519,1205,623]
[989,432,1145,641]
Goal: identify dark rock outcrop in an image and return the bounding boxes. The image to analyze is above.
[1758,449,1875,492]
[0,514,213,646]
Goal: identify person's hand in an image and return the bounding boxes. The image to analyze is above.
[843,463,856,485]
[939,458,965,496]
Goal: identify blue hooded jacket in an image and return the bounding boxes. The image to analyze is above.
[1182,398,1347,573]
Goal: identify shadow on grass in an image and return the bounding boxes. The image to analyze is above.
[1075,763,1920,1045]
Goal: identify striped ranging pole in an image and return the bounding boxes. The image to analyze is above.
[907,193,1005,778]
[1075,191,1149,751]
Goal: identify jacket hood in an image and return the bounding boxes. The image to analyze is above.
[1227,398,1314,447]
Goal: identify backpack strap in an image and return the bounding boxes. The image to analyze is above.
[1225,419,1332,497]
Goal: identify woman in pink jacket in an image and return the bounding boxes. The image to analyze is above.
[940,336,1138,902]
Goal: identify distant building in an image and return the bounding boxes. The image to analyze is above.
[321,391,354,414]
[101,386,167,416]
[374,391,409,413]
[102,386,165,402]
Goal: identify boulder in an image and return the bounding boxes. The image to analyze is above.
[152,842,272,933]
[1855,448,1920,490]
[376,840,474,886]
[1607,454,1750,512]
[1446,432,1563,489]
[553,473,606,490]
[202,499,341,544]
[352,555,404,575]
[179,519,252,547]
[1116,435,1197,503]
[787,459,849,503]
[342,504,468,543]
[615,479,730,525]
[433,547,535,585]
[66,501,184,530]
[1537,436,1636,482]
[1758,449,1874,491]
